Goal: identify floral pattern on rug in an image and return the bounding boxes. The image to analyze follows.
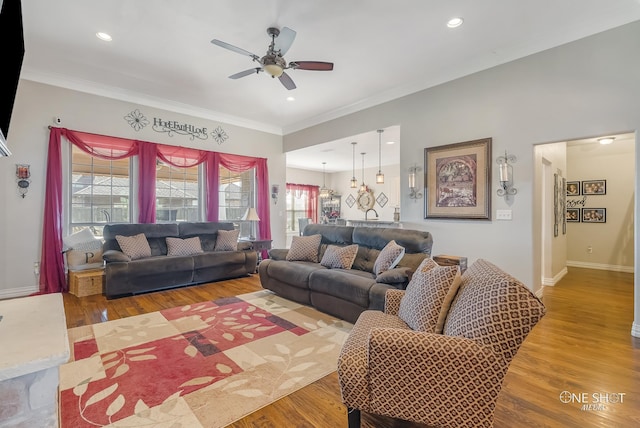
[59,290,352,428]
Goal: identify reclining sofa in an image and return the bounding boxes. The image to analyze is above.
[102,222,257,298]
[258,224,433,323]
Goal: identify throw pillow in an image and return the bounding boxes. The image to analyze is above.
[115,233,152,260]
[373,240,405,276]
[320,244,359,269]
[166,236,203,256]
[214,229,240,251]
[63,228,102,252]
[286,234,322,262]
[398,262,462,333]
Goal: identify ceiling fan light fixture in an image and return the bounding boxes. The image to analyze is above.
[264,63,284,77]
[262,54,286,77]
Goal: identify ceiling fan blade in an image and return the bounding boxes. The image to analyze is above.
[211,39,259,60]
[289,61,334,71]
[278,72,296,90]
[274,26,296,55]
[229,68,262,79]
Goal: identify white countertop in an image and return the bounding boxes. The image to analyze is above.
[0,293,70,380]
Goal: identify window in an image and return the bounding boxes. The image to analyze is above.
[69,145,131,236]
[286,187,310,234]
[218,166,255,238]
[155,162,201,222]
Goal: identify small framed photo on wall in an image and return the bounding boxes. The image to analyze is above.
[566,208,580,222]
[582,208,606,223]
[582,180,606,195]
[566,181,580,196]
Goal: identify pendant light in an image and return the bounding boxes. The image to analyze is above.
[375,129,384,184]
[359,152,367,192]
[350,142,358,188]
[319,162,333,198]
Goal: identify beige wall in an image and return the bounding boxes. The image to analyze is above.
[566,137,635,271]
[534,141,568,285]
[0,81,285,297]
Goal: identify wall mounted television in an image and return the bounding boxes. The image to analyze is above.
[0,0,25,157]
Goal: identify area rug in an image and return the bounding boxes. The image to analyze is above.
[59,290,352,427]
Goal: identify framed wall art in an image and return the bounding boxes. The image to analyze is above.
[582,180,606,195]
[582,208,606,223]
[424,137,491,220]
[566,208,580,222]
[566,181,580,196]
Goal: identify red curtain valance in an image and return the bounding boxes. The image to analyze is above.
[39,127,271,294]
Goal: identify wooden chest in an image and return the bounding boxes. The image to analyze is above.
[68,268,105,297]
[433,254,468,273]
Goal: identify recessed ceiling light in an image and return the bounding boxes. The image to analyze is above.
[96,32,112,42]
[598,137,615,145]
[286,96,295,102]
[447,17,464,28]
[386,141,395,145]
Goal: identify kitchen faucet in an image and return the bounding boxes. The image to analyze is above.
[365,208,378,220]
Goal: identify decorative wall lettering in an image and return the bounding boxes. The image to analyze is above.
[152,117,208,141]
[124,109,150,131]
[124,109,230,144]
[566,196,587,208]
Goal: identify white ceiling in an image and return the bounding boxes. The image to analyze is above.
[19,1,640,170]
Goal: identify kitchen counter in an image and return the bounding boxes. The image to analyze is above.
[347,219,403,228]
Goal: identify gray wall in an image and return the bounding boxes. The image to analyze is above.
[284,22,640,332]
[0,81,285,297]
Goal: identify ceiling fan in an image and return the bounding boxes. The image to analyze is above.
[211,26,334,90]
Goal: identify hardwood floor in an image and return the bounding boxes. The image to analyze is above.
[62,268,640,428]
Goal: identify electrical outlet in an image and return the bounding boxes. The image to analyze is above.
[587,246,593,254]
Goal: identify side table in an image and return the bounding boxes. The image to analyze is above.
[242,239,272,263]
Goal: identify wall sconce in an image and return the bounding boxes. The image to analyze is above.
[271,184,279,204]
[408,165,423,201]
[16,164,30,198]
[496,151,517,197]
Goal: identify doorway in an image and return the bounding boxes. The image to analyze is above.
[535,132,636,288]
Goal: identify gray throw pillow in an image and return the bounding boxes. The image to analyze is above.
[320,244,359,269]
[214,229,240,251]
[286,234,322,262]
[373,240,405,275]
[166,237,203,256]
[115,233,152,260]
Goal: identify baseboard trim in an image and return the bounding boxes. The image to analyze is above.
[566,261,634,273]
[535,287,544,299]
[0,286,38,300]
[632,322,640,338]
[541,267,568,286]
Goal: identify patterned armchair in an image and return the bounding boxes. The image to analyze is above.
[337,259,546,428]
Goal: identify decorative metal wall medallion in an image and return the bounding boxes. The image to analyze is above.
[124,109,150,131]
[376,192,388,208]
[345,194,356,208]
[212,126,229,144]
